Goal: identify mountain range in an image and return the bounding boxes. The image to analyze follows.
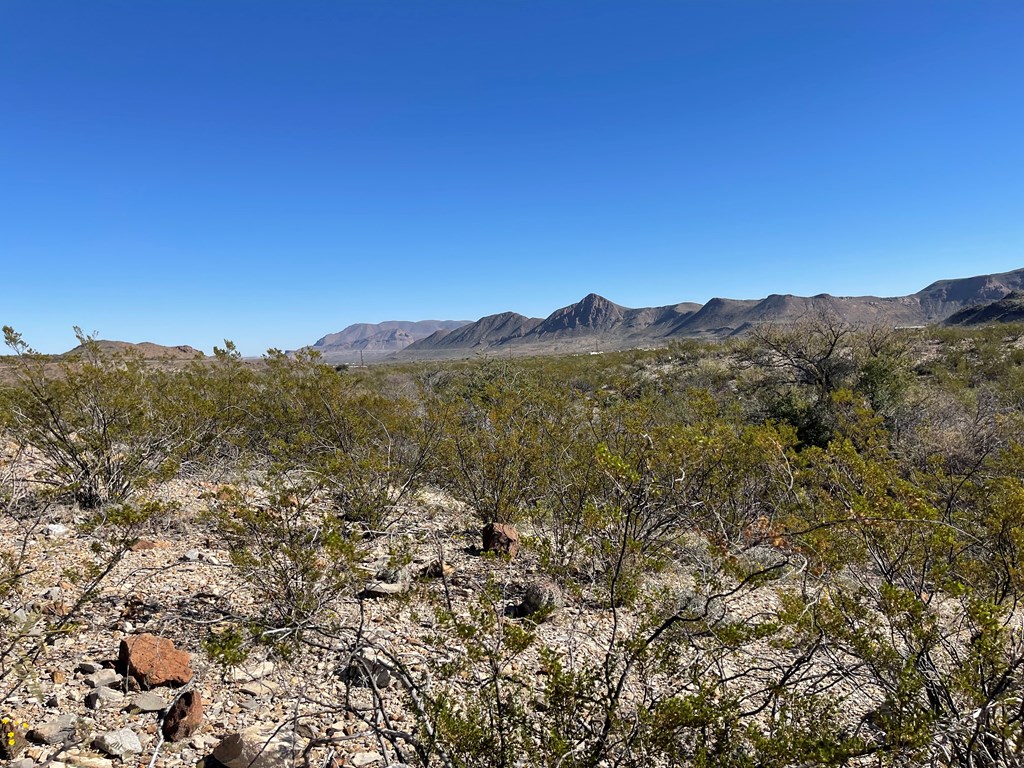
[301,267,1024,362]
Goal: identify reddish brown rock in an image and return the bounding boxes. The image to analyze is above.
[162,690,203,741]
[119,634,193,688]
[482,522,520,558]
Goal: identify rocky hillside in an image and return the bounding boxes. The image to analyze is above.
[944,289,1024,326]
[61,342,204,360]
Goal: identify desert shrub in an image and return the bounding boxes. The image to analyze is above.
[428,362,546,525]
[1,327,188,507]
[210,479,362,652]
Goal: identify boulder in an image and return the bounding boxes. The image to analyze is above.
[119,634,193,688]
[162,690,203,741]
[482,522,520,558]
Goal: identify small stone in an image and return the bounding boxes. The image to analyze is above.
[92,728,142,758]
[225,661,274,682]
[420,560,454,579]
[76,661,103,675]
[130,539,170,551]
[162,690,203,742]
[131,692,167,712]
[11,758,34,768]
[359,581,407,599]
[339,651,392,690]
[84,669,122,688]
[182,550,201,562]
[239,681,279,698]
[52,670,68,684]
[86,687,124,710]
[67,755,113,768]
[29,713,79,745]
[45,523,70,538]
[351,754,382,767]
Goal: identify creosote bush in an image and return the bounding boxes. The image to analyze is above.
[3,323,1024,767]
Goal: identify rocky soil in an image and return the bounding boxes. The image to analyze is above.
[0,445,884,768]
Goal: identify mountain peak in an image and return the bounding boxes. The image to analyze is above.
[534,294,628,336]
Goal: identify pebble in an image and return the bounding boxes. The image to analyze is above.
[76,661,103,675]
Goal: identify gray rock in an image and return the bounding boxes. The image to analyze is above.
[240,680,279,698]
[85,687,124,710]
[76,661,103,675]
[45,523,70,538]
[340,650,392,690]
[92,728,142,758]
[351,754,383,767]
[375,564,411,585]
[212,727,304,768]
[360,580,407,598]
[519,578,564,618]
[29,713,79,745]
[676,589,727,625]
[131,691,167,712]
[84,669,122,688]
[11,758,34,768]
[182,549,201,562]
[738,545,790,576]
[224,660,275,682]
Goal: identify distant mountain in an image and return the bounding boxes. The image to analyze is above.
[322,267,1024,361]
[61,341,204,359]
[307,320,470,362]
[944,290,1024,326]
[404,312,543,354]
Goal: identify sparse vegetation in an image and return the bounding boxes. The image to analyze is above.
[2,321,1024,766]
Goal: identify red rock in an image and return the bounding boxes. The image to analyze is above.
[482,522,520,558]
[119,634,193,688]
[162,690,203,741]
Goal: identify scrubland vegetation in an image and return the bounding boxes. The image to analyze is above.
[1,318,1023,767]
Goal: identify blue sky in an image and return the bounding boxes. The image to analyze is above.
[2,1,1022,355]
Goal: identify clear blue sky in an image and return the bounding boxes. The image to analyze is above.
[2,1,1022,355]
